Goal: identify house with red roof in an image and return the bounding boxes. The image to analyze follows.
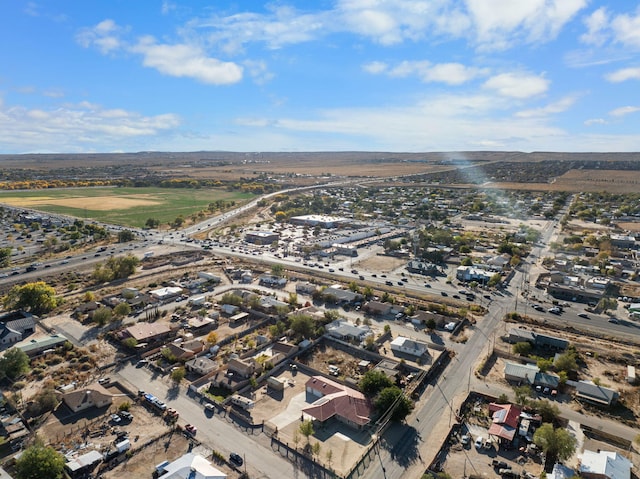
[487,403,522,445]
[303,376,373,430]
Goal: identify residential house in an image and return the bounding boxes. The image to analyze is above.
[62,384,113,412]
[363,301,393,316]
[0,325,22,348]
[507,328,568,351]
[16,334,68,357]
[326,320,373,342]
[322,287,363,305]
[296,282,318,295]
[575,381,619,406]
[0,311,35,347]
[487,403,522,445]
[411,310,447,327]
[259,275,287,288]
[185,357,219,376]
[390,336,429,358]
[303,376,373,430]
[157,452,227,479]
[227,357,259,379]
[149,287,183,302]
[579,450,631,479]
[504,362,539,384]
[121,323,171,344]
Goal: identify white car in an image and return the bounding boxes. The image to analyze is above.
[475,436,484,449]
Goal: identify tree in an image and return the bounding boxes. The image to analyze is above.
[532,400,560,424]
[171,367,186,384]
[290,315,314,338]
[15,440,65,479]
[375,386,413,421]
[512,342,532,356]
[533,423,577,466]
[113,302,131,318]
[3,281,60,315]
[92,307,112,326]
[0,348,30,380]
[0,246,12,267]
[122,337,138,349]
[554,350,578,373]
[299,419,315,444]
[27,388,59,416]
[359,370,393,397]
[271,264,284,277]
[514,385,532,406]
[537,358,553,373]
[118,229,136,242]
[145,218,160,229]
[206,331,218,345]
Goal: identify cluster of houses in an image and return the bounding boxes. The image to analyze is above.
[505,328,621,407]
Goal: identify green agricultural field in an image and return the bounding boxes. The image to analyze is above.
[0,187,254,228]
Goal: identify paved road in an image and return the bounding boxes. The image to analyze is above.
[115,363,304,479]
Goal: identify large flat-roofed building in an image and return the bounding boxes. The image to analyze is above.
[244,231,279,245]
[289,215,349,228]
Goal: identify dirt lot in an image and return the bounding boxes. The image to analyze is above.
[38,383,166,452]
[356,254,407,274]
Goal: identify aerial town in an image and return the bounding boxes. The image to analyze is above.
[0,152,638,479]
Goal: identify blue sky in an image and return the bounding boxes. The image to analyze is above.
[2,1,640,153]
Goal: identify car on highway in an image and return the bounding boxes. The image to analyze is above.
[577,313,589,319]
[608,317,619,324]
[548,307,561,314]
[229,452,243,467]
[441,291,448,296]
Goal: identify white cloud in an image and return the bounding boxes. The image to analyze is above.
[605,67,640,82]
[76,19,126,54]
[483,72,549,98]
[161,1,176,15]
[465,0,587,50]
[515,95,578,118]
[362,61,388,74]
[130,37,243,85]
[611,7,640,48]
[364,60,487,85]
[584,118,606,126]
[191,0,579,55]
[609,106,640,117]
[580,7,609,46]
[0,100,180,153]
[242,60,274,85]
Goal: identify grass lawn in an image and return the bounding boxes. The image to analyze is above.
[0,186,254,228]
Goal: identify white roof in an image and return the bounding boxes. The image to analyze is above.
[159,453,226,479]
[580,450,631,479]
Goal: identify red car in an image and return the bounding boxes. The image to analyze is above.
[184,424,197,435]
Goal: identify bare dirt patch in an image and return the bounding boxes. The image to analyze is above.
[1,195,162,210]
[357,254,407,274]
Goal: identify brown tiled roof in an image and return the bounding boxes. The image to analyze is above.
[303,376,372,427]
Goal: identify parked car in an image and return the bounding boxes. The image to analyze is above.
[110,414,122,424]
[184,424,197,436]
[204,403,215,412]
[474,436,484,449]
[230,453,244,467]
[460,434,470,445]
